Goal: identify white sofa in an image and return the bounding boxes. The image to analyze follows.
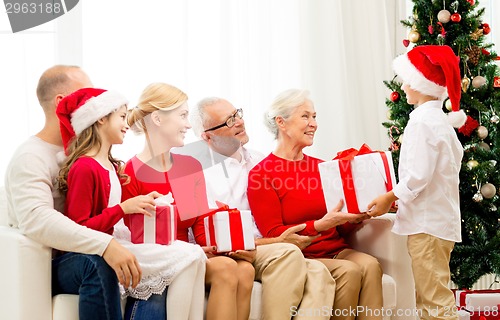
[0,186,416,320]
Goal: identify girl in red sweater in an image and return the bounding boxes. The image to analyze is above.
[56,87,206,320]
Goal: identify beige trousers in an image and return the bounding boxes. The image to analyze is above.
[407,233,458,320]
[253,242,335,320]
[318,249,384,320]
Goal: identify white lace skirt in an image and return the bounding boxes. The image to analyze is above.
[114,221,206,300]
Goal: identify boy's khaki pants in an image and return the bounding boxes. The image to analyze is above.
[408,233,458,320]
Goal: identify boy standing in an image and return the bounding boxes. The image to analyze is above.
[367,45,465,320]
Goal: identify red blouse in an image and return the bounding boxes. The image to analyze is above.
[248,153,353,258]
[121,153,210,245]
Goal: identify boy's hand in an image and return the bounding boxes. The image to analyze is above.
[367,191,398,217]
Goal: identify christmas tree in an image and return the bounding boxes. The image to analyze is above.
[383,0,500,289]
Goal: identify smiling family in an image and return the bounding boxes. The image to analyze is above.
[5,44,462,320]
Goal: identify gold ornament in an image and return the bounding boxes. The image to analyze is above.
[467,159,479,169]
[386,110,392,120]
[398,133,404,144]
[461,77,471,92]
[478,142,490,151]
[470,29,484,40]
[445,99,453,111]
[408,30,421,43]
[477,125,488,139]
[472,76,487,88]
[480,183,497,199]
[438,10,451,23]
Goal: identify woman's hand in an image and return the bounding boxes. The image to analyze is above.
[201,246,217,258]
[120,191,162,215]
[314,200,370,232]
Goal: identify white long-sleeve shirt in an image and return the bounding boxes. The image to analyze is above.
[392,100,463,242]
[5,136,112,255]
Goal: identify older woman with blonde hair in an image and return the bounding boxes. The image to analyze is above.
[123,82,255,320]
[248,89,383,320]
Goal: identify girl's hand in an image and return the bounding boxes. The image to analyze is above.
[120,191,163,215]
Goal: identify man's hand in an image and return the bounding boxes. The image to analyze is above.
[228,249,256,263]
[314,200,371,232]
[201,246,217,259]
[102,239,142,288]
[278,223,320,250]
[367,191,398,217]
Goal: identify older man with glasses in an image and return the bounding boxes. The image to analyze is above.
[174,97,336,320]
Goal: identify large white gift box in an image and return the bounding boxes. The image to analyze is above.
[456,289,500,312]
[318,144,397,213]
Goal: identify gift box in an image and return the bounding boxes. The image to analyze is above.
[456,290,500,312]
[318,144,397,213]
[204,206,255,253]
[128,193,177,245]
[459,310,500,320]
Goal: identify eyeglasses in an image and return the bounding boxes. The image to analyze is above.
[204,108,243,132]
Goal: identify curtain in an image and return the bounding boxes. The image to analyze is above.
[2,0,499,184]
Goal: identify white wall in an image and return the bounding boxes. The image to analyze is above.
[1,0,499,185]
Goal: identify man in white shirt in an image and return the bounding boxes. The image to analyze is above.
[5,65,151,320]
[176,97,336,320]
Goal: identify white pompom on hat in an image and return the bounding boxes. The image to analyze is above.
[56,87,128,151]
[393,45,466,128]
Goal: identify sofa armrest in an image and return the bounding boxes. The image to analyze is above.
[345,215,416,320]
[0,226,53,320]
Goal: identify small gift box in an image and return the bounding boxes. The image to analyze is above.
[456,290,500,310]
[204,204,255,253]
[318,144,397,213]
[128,193,177,245]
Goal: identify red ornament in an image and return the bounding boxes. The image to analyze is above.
[403,39,410,47]
[390,91,400,102]
[494,76,500,88]
[482,48,490,55]
[458,116,479,136]
[482,23,491,35]
[451,13,461,22]
[428,25,434,34]
[467,0,475,5]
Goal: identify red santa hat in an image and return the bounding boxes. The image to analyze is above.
[392,45,466,128]
[56,87,128,151]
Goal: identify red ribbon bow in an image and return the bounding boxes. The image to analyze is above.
[333,144,394,213]
[204,201,245,252]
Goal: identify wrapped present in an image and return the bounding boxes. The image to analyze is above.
[460,310,500,320]
[456,290,500,311]
[318,144,397,213]
[204,204,255,253]
[128,193,177,245]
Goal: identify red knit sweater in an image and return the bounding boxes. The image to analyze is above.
[64,157,125,235]
[248,153,352,258]
[121,154,209,245]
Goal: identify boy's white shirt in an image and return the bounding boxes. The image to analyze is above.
[392,100,463,242]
